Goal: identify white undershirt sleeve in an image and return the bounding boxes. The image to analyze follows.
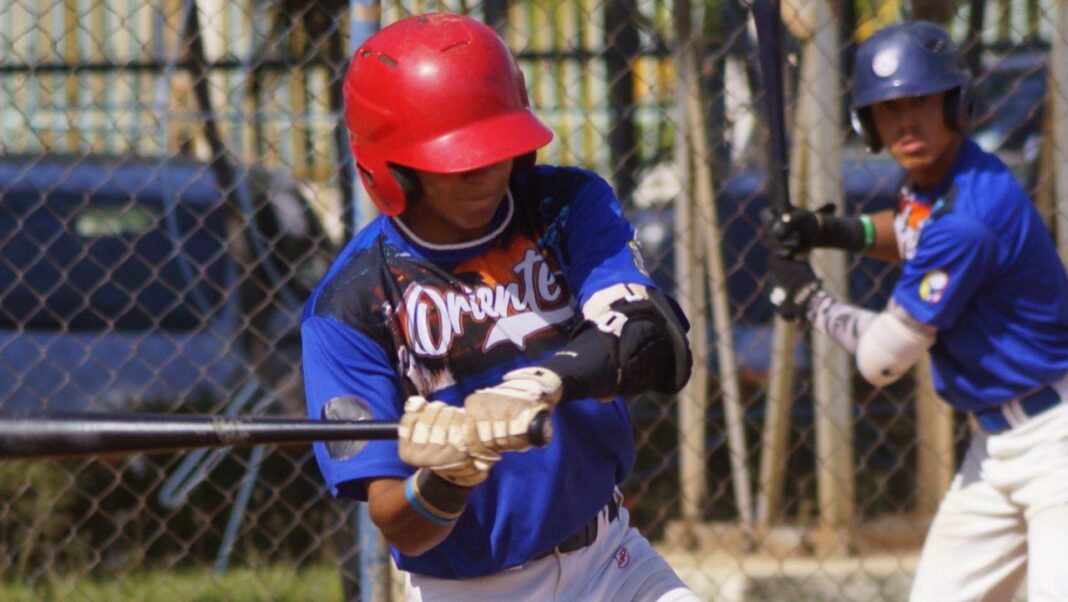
[804,289,878,354]
[805,291,936,387]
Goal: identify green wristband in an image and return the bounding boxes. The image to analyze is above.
[859,214,875,252]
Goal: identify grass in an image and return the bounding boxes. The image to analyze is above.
[0,563,346,602]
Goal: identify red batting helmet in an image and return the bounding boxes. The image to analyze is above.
[343,13,554,216]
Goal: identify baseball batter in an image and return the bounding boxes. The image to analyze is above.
[764,22,1068,601]
[301,13,700,602]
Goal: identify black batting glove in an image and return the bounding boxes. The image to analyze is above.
[767,256,821,321]
[760,203,837,259]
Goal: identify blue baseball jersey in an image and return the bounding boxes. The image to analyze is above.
[891,139,1068,411]
[301,165,655,578]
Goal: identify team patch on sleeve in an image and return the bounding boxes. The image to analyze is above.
[919,269,949,304]
[628,239,649,276]
[322,395,375,460]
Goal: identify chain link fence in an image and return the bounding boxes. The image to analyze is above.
[1,0,1065,600]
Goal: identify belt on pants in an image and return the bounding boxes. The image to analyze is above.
[974,382,1065,433]
[538,494,621,558]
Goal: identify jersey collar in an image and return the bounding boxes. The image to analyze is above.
[389,190,514,254]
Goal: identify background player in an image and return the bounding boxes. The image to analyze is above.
[301,13,700,601]
[763,21,1068,601]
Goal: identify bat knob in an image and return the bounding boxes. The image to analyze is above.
[527,411,553,447]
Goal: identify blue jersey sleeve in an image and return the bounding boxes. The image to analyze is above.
[892,214,999,329]
[563,174,655,306]
[301,315,411,499]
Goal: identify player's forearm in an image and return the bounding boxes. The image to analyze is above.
[804,291,936,386]
[367,477,459,556]
[865,210,900,262]
[813,208,897,260]
[804,289,878,354]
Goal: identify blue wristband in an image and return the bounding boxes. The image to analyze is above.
[405,475,459,526]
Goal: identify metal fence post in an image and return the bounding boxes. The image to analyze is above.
[793,0,854,556]
[348,4,388,601]
[347,0,381,234]
[682,27,754,532]
[673,0,710,532]
[1052,0,1068,261]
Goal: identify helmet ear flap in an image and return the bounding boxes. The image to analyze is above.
[389,165,421,209]
[851,107,883,153]
[943,85,976,133]
[355,156,406,216]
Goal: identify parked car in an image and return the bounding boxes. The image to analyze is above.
[0,154,333,412]
[971,47,1047,187]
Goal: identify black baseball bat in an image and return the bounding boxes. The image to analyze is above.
[752,0,792,212]
[0,411,553,460]
[0,413,398,459]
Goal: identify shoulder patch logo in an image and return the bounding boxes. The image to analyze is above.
[628,240,649,276]
[919,269,949,304]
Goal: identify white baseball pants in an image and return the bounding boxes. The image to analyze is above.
[403,504,700,602]
[910,396,1068,602]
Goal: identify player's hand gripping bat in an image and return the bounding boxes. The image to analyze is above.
[753,0,821,320]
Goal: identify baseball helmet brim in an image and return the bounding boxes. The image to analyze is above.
[390,109,554,174]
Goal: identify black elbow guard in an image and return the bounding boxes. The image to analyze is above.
[652,290,693,392]
[541,285,692,400]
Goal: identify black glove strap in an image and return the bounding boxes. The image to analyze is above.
[815,214,866,253]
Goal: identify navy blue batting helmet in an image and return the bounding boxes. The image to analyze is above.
[851,21,974,152]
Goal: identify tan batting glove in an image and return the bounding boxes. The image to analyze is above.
[463,366,563,452]
[397,396,500,487]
